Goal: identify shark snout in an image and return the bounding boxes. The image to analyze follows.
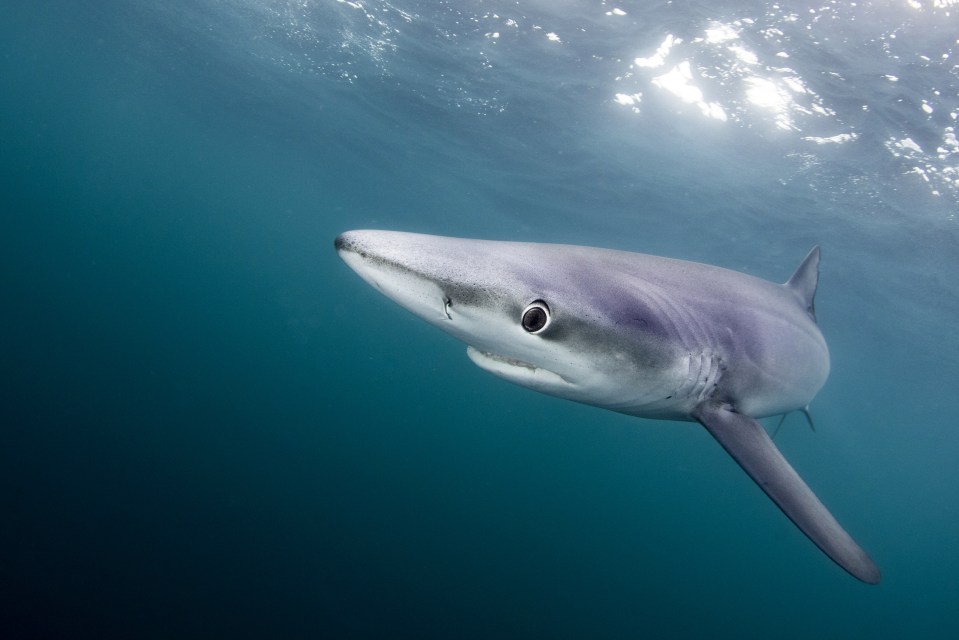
[333,232,350,253]
[334,230,367,257]
[334,230,432,272]
[334,230,406,285]
[336,229,459,329]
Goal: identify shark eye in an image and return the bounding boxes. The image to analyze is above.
[521,300,550,333]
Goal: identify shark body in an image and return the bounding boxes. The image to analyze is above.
[335,230,880,584]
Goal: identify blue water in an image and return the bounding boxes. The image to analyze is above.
[2,0,958,637]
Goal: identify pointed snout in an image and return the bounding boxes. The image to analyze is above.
[334,229,460,328]
[334,230,371,255]
[334,230,415,284]
[333,231,351,253]
[334,229,439,270]
[334,229,492,288]
[334,230,372,259]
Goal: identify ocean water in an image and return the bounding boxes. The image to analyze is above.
[2,0,958,637]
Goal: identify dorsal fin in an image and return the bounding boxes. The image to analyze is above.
[785,246,820,321]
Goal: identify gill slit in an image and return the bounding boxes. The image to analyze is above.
[640,285,723,404]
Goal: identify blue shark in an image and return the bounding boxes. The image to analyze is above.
[335,230,880,583]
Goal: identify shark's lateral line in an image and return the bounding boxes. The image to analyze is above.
[335,230,880,584]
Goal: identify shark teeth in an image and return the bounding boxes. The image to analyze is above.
[465,346,572,386]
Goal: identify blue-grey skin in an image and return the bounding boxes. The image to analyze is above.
[335,230,880,584]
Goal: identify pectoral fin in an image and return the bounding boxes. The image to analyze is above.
[693,401,880,584]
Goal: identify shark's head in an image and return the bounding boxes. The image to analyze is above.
[336,230,687,415]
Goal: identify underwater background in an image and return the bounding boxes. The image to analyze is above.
[2,0,958,637]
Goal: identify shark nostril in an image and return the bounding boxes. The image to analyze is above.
[443,296,452,320]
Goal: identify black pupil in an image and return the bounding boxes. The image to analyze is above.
[522,306,548,332]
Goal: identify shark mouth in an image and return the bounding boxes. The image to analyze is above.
[465,346,573,388]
